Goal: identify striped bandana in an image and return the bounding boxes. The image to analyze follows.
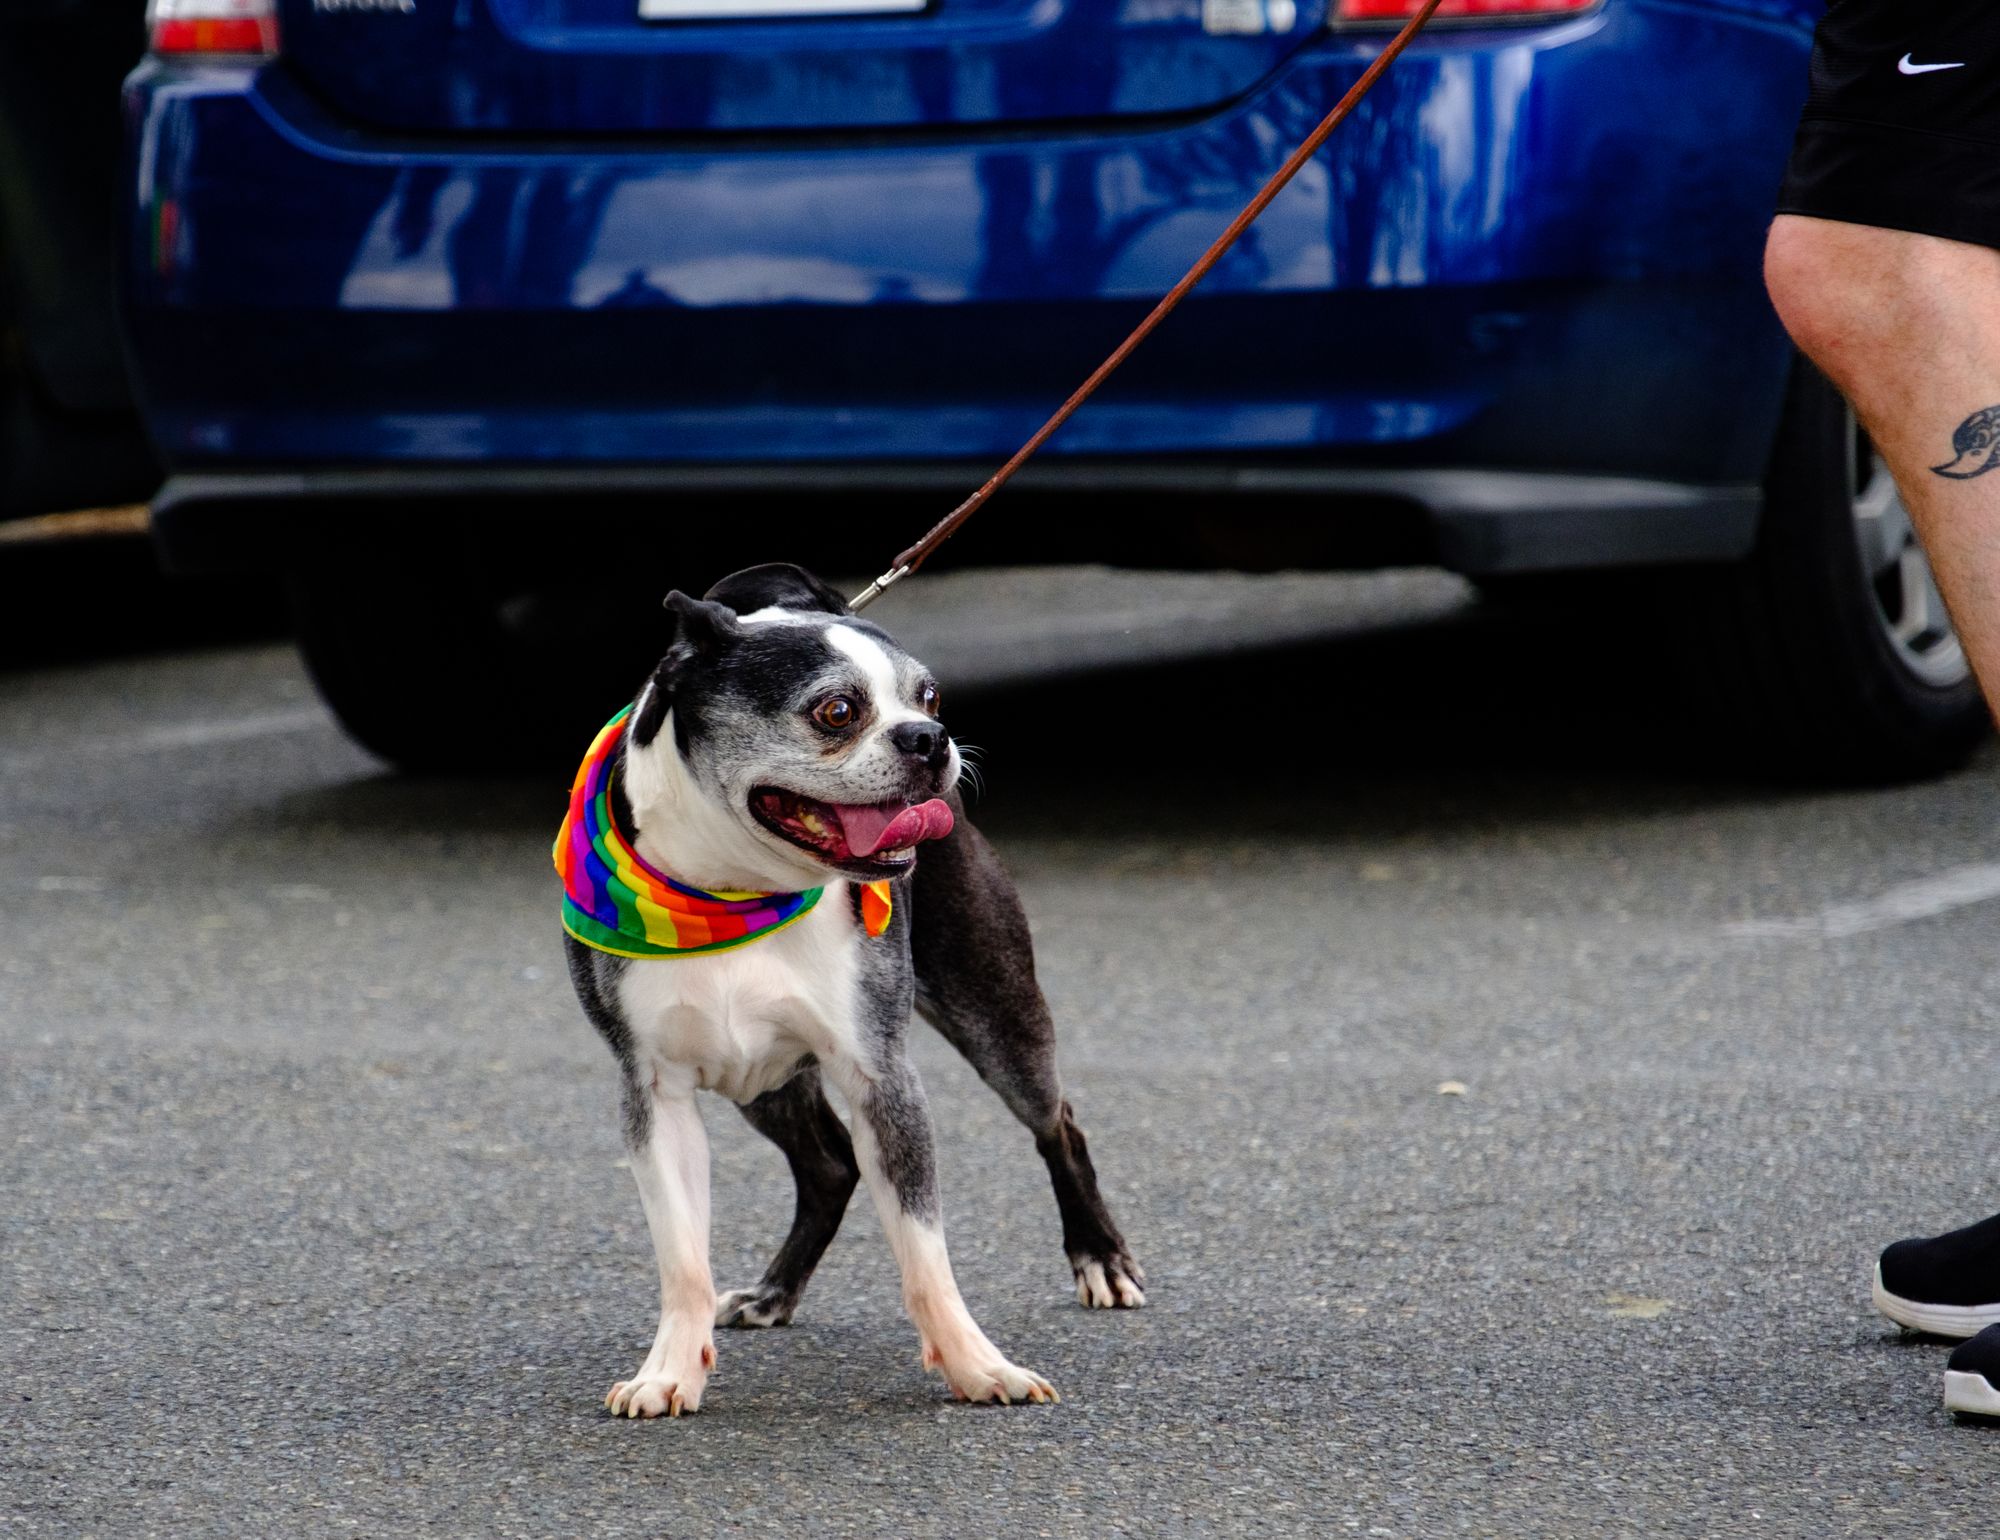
[554,706,892,960]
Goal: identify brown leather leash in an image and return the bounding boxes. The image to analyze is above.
[848,0,1447,611]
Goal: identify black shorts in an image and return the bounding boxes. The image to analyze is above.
[1778,0,2000,251]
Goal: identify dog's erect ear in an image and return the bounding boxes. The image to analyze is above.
[631,592,743,748]
[662,590,743,653]
[703,563,851,619]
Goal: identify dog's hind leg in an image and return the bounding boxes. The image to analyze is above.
[910,810,1145,1310]
[605,1072,717,1418]
[715,1065,859,1329]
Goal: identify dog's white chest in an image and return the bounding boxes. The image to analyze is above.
[614,897,861,1104]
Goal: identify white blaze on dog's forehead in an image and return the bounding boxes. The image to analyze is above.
[736,605,810,628]
[824,622,910,706]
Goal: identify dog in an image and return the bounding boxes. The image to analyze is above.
[559,563,1143,1417]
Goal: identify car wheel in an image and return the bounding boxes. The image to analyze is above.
[289,538,513,772]
[1672,358,1987,781]
[286,522,649,773]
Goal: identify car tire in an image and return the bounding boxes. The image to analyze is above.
[1667,358,1987,781]
[286,522,639,773]
[289,537,516,772]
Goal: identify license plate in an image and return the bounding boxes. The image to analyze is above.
[639,0,925,17]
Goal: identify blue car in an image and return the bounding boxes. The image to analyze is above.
[122,0,1982,775]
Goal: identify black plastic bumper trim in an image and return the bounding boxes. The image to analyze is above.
[149,461,1763,579]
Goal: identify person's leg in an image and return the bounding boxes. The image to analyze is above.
[1763,0,2000,1415]
[1767,216,2000,1385]
[1766,213,2000,705]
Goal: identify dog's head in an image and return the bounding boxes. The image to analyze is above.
[619,563,959,892]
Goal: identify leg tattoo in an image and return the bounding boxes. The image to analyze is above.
[1933,404,2000,479]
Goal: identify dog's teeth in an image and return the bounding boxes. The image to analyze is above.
[800,812,826,835]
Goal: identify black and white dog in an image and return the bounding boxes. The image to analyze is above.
[564,563,1142,1417]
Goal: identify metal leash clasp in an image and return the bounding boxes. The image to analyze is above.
[847,564,910,613]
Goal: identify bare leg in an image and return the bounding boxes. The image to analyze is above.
[605,1081,717,1418]
[822,1054,1057,1406]
[1767,215,2000,703]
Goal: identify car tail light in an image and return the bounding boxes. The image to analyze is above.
[147,0,279,55]
[1336,0,1598,20]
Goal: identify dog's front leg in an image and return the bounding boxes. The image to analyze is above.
[825,1055,1056,1406]
[605,1076,717,1418]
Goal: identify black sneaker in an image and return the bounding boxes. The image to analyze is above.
[1875,1211,2000,1339]
[1946,1325,2000,1417]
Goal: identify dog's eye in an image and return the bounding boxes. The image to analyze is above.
[813,697,858,731]
[919,682,941,717]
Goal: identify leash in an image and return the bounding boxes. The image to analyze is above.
[848,0,1447,612]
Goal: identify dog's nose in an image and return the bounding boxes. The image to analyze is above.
[888,720,946,764]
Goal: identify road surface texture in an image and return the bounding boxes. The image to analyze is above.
[6,564,2000,1537]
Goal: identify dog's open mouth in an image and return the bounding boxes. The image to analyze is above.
[751,788,954,872]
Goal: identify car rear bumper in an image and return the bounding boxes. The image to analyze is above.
[149,460,1761,578]
[123,2,1812,557]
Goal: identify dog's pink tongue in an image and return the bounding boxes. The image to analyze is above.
[834,799,954,858]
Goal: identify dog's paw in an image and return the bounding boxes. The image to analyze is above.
[714,1284,795,1329]
[934,1351,1059,1407]
[605,1374,702,1419]
[1071,1250,1147,1309]
[604,1341,715,1419]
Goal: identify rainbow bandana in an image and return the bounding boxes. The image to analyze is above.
[555,706,892,960]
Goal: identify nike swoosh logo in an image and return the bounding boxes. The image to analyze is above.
[1901,55,1968,75]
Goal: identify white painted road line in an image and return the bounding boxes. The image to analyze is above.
[129,707,329,753]
[1725,862,2000,940]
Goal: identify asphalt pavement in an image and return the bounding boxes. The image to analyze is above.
[7,561,2000,1537]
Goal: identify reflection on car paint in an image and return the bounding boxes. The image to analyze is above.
[122,5,1818,478]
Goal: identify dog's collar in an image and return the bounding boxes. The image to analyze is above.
[554,706,892,960]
